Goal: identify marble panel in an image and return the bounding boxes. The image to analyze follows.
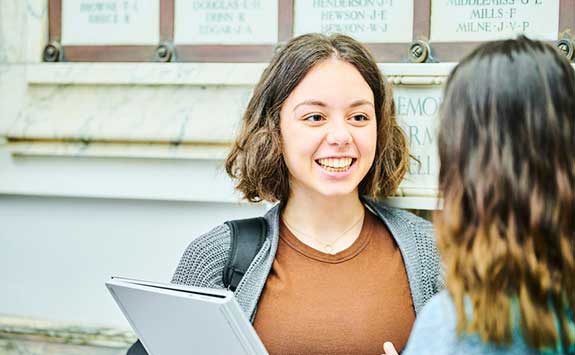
[26,0,49,63]
[5,84,253,143]
[0,64,27,135]
[0,0,29,63]
[26,63,268,85]
[394,85,441,197]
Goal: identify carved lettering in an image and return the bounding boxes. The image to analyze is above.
[408,155,432,176]
[432,0,557,41]
[406,125,434,146]
[175,0,276,44]
[294,0,412,42]
[62,0,157,45]
[396,96,441,117]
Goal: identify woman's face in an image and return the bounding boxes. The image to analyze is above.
[279,58,378,199]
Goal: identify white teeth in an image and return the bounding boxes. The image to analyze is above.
[317,158,353,168]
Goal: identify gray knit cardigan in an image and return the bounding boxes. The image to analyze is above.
[171,198,444,321]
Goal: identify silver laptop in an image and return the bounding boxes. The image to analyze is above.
[106,276,269,355]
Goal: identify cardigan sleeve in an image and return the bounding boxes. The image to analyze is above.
[171,224,232,289]
[396,208,445,307]
[415,215,445,293]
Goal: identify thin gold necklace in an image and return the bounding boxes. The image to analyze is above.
[282,211,365,254]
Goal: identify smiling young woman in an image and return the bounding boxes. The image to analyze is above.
[280,58,377,203]
[128,33,444,355]
[277,57,378,255]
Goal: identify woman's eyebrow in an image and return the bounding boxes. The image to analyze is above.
[349,99,374,108]
[292,100,326,112]
[292,99,373,112]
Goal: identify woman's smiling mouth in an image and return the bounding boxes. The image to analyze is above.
[315,157,357,173]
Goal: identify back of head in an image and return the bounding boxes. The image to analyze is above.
[437,35,575,351]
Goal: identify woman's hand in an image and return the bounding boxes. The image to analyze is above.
[382,341,399,355]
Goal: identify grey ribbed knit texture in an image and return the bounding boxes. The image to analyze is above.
[171,198,443,320]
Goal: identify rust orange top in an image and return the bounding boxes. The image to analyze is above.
[253,209,416,354]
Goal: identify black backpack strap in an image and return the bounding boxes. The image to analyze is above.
[126,339,147,355]
[223,217,267,292]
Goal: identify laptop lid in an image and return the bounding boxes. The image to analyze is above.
[106,277,268,355]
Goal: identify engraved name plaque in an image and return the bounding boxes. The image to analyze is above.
[294,0,414,43]
[61,0,160,45]
[175,0,279,45]
[431,0,560,42]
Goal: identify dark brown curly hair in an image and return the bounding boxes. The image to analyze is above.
[225,33,409,202]
[436,35,575,350]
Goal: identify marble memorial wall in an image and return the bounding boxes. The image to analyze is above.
[31,0,575,203]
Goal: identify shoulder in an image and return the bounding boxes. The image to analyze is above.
[403,290,458,354]
[365,198,436,250]
[365,198,433,230]
[170,205,281,289]
[404,291,540,355]
[365,197,445,294]
[417,290,457,322]
[372,200,433,233]
[171,223,232,288]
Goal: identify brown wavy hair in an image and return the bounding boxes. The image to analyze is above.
[436,36,575,350]
[225,33,409,202]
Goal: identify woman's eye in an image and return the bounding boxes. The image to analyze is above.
[304,114,324,122]
[351,114,369,122]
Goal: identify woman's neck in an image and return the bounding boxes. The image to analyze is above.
[281,189,365,252]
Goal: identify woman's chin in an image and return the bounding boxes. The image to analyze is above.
[313,185,360,199]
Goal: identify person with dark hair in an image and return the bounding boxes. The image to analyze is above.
[128,33,443,354]
[383,36,575,355]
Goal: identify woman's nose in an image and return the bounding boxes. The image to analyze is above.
[326,120,353,146]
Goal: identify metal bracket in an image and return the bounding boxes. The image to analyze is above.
[408,40,431,63]
[155,42,175,62]
[557,39,574,61]
[43,41,63,62]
